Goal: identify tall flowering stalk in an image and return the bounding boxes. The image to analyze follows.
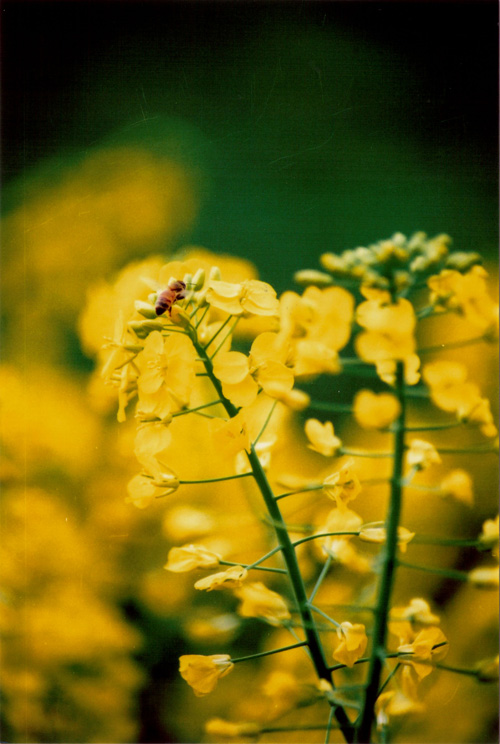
[94,236,498,743]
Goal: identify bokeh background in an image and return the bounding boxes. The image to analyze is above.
[1,2,498,743]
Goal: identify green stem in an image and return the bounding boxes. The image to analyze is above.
[202,312,232,348]
[356,361,406,743]
[219,559,287,575]
[412,535,480,548]
[171,400,223,417]
[397,560,469,581]
[179,472,253,485]
[437,445,498,455]
[309,556,333,603]
[191,327,354,742]
[309,603,341,629]
[253,401,277,447]
[401,421,462,432]
[261,724,338,734]
[245,546,283,570]
[325,705,336,744]
[339,447,393,459]
[292,531,360,548]
[377,662,401,697]
[247,443,353,740]
[275,484,324,501]
[231,641,307,664]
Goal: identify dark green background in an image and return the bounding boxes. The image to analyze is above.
[2,1,498,292]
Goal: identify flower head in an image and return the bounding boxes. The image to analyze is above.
[397,627,448,679]
[323,459,361,508]
[179,654,233,697]
[234,582,291,625]
[194,566,248,591]
[332,622,368,667]
[305,419,342,457]
[406,439,441,470]
[353,390,401,430]
[359,523,415,553]
[164,545,221,573]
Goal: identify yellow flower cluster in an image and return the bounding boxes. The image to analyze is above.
[89,233,498,744]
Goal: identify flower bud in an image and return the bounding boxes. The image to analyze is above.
[294,269,333,287]
[320,252,348,275]
[170,306,191,328]
[134,300,157,319]
[192,268,206,291]
[445,252,482,272]
[209,265,221,281]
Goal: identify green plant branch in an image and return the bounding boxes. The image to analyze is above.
[356,361,406,743]
[191,326,354,742]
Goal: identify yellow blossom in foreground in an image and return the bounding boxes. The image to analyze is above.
[359,523,415,553]
[194,565,248,591]
[210,411,250,458]
[397,627,448,679]
[406,439,441,470]
[206,279,279,317]
[353,390,401,429]
[205,718,261,739]
[212,333,294,408]
[305,419,342,456]
[332,622,368,668]
[323,459,361,507]
[164,545,221,573]
[234,582,291,625]
[468,566,499,589]
[439,469,474,506]
[126,470,179,508]
[179,654,233,697]
[479,515,499,558]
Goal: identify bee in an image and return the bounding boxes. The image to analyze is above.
[155,279,187,316]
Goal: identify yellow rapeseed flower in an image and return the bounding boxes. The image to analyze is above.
[194,566,248,591]
[332,622,368,667]
[322,459,361,507]
[234,582,291,625]
[164,545,221,573]
[397,627,448,679]
[359,523,415,553]
[125,470,179,509]
[305,419,342,456]
[353,390,401,429]
[406,439,441,470]
[179,654,233,697]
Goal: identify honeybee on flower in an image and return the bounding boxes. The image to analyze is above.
[154,279,187,316]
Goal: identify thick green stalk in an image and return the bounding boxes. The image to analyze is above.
[356,361,406,743]
[192,331,354,743]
